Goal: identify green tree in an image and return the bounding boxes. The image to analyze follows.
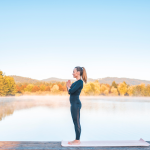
[111,81,118,88]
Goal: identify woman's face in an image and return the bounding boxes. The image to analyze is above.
[72,68,80,78]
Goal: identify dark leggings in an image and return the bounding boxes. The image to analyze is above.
[70,104,81,140]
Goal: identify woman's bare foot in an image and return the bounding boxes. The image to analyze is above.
[68,140,80,145]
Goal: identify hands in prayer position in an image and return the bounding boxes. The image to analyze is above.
[66,80,72,91]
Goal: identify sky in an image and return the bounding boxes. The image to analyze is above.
[0,0,150,81]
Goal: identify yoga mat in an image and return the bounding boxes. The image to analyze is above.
[61,138,150,147]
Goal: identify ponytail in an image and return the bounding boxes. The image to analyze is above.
[82,67,87,84]
[75,66,87,84]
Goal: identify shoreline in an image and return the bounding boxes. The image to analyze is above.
[0,95,150,102]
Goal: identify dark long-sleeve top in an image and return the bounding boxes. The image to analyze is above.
[68,79,83,95]
[68,79,83,106]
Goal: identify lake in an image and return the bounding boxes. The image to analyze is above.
[0,95,150,141]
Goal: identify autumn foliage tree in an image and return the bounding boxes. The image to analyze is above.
[51,85,59,93]
[100,84,109,95]
[32,86,40,92]
[45,86,51,91]
[111,86,118,96]
[24,84,34,92]
[0,71,17,96]
[1,72,149,97]
[145,84,150,96]
[82,81,101,95]
[127,85,134,96]
[111,81,118,88]
[117,81,128,96]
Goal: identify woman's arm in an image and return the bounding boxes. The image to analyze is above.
[68,81,82,94]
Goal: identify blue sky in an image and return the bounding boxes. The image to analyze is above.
[0,0,150,81]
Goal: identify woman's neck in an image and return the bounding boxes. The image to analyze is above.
[76,76,81,80]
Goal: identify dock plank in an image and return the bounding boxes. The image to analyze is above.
[0,141,150,150]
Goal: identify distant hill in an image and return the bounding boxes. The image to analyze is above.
[10,75,39,84]
[10,76,75,83]
[10,75,150,85]
[41,77,75,82]
[97,77,150,86]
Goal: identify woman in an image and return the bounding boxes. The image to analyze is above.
[66,66,87,145]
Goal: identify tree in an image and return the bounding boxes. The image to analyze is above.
[24,84,34,92]
[3,76,16,95]
[51,85,59,93]
[146,84,150,96]
[111,86,118,96]
[127,85,134,96]
[32,86,40,92]
[0,71,5,96]
[117,82,127,96]
[104,89,109,95]
[16,85,21,93]
[93,82,101,95]
[132,83,146,96]
[82,82,94,95]
[82,82,101,95]
[100,84,110,95]
[45,86,51,91]
[111,81,117,88]
[0,71,17,96]
[58,84,64,91]
[40,84,46,91]
[20,84,27,93]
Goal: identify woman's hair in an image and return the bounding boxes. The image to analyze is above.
[75,66,87,83]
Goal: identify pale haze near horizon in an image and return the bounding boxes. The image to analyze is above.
[0,0,150,81]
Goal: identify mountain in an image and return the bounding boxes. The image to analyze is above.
[98,77,150,86]
[10,75,150,85]
[10,75,39,84]
[41,77,74,82]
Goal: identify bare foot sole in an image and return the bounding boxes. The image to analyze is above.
[68,140,80,145]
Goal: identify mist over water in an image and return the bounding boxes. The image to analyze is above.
[0,95,150,141]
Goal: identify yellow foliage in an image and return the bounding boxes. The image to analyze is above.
[94,82,101,95]
[0,71,17,96]
[82,82,92,95]
[100,84,109,95]
[146,84,150,96]
[82,82,101,95]
[127,85,134,96]
[117,82,127,96]
[132,83,146,96]
[24,84,34,92]
[111,86,118,96]
[51,85,59,93]
[104,89,109,95]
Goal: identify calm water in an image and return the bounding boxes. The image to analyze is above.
[0,95,150,141]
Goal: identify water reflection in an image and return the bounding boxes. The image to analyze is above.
[0,96,150,141]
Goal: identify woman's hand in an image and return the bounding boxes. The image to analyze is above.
[66,80,71,88]
[68,80,71,88]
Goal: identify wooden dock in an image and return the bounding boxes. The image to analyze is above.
[0,141,150,150]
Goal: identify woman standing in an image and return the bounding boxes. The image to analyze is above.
[66,66,87,145]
